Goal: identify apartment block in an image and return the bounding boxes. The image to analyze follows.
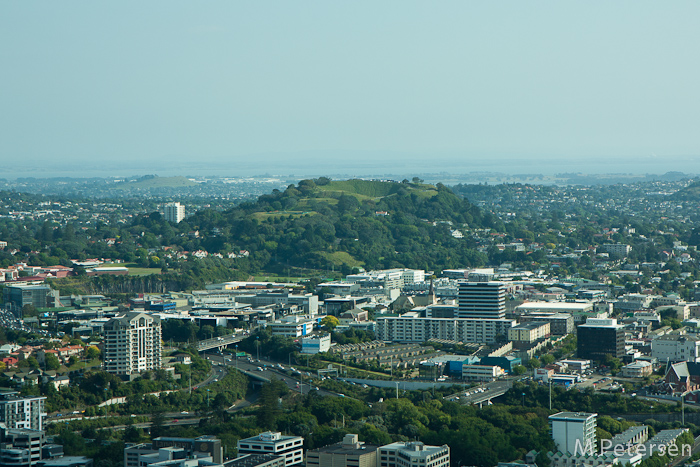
[103,312,162,376]
[549,412,597,455]
[0,392,47,431]
[164,202,185,223]
[375,315,514,344]
[457,282,506,319]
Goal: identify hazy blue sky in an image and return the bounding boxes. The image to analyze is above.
[2,2,700,177]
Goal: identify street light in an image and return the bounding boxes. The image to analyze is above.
[256,337,260,361]
[235,345,238,371]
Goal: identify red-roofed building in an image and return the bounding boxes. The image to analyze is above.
[1,356,18,367]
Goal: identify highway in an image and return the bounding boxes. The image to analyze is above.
[204,353,338,397]
[444,380,513,405]
[197,333,248,352]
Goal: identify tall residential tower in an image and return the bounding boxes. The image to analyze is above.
[164,202,185,223]
[103,312,162,376]
[457,282,506,319]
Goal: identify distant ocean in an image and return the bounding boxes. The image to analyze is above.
[4,153,699,180]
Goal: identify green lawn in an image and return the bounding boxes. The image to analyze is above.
[116,263,162,276]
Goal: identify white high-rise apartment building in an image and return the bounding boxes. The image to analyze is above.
[103,312,162,376]
[457,282,506,319]
[549,412,597,455]
[0,392,47,431]
[164,202,185,223]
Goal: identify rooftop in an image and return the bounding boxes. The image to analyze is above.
[548,412,597,421]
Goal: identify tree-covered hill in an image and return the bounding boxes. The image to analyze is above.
[669,178,700,201]
[186,178,497,273]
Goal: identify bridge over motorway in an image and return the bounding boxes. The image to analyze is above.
[444,380,513,407]
[197,333,247,352]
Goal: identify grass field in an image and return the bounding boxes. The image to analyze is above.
[251,211,317,220]
[99,263,161,276]
[316,251,363,268]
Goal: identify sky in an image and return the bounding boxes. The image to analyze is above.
[2,2,700,178]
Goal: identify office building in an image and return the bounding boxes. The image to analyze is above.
[124,436,222,467]
[346,269,425,290]
[301,333,331,354]
[268,316,316,338]
[457,282,506,319]
[377,441,449,467]
[508,322,550,344]
[651,334,700,363]
[35,458,93,467]
[462,364,506,381]
[237,432,304,467]
[3,285,60,317]
[0,392,47,431]
[164,202,185,223]
[103,312,162,376]
[549,412,597,455]
[226,454,286,467]
[577,318,625,360]
[307,434,377,467]
[518,312,573,335]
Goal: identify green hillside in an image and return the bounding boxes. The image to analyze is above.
[183,178,496,273]
[671,179,700,201]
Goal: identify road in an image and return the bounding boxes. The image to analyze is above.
[204,353,338,398]
[669,434,700,467]
[444,380,513,405]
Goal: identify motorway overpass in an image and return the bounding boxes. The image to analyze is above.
[197,333,247,352]
[444,380,513,407]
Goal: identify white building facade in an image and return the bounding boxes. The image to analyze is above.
[237,432,304,467]
[549,412,597,455]
[378,442,449,467]
[103,312,162,375]
[375,316,514,344]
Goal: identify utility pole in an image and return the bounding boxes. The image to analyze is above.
[549,380,552,411]
[395,381,399,399]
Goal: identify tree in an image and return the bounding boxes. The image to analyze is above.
[321,316,340,331]
[26,356,39,370]
[44,353,60,371]
[86,346,100,360]
[527,358,541,370]
[513,365,527,376]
